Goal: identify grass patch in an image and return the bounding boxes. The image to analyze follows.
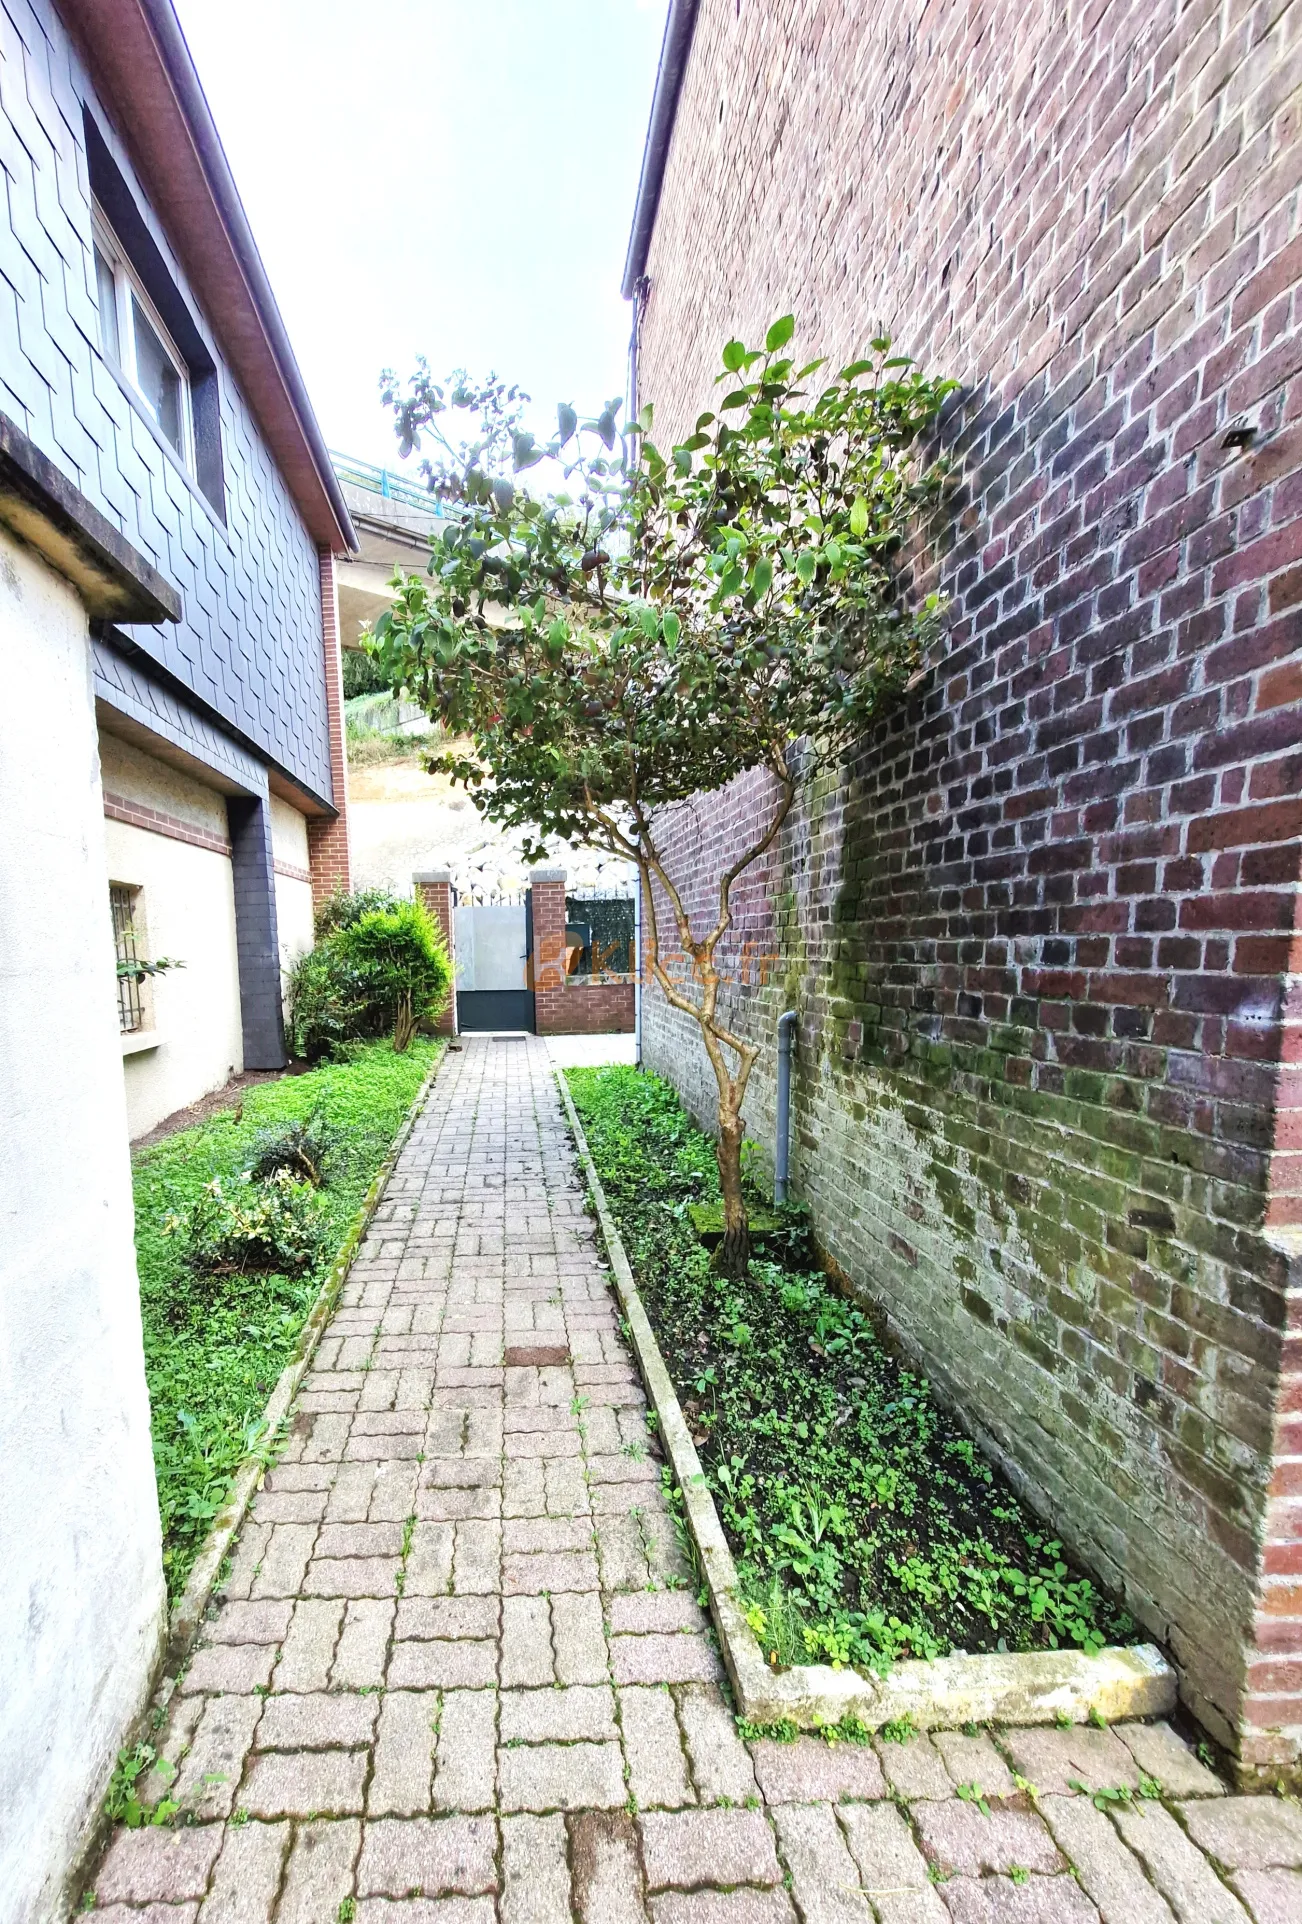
[566,1065,1133,1679]
[135,1039,438,1597]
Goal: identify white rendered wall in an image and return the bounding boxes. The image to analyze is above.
[100,738,244,1139]
[0,534,166,1923]
[270,793,315,1004]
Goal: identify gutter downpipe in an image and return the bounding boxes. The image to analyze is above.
[620,0,702,301]
[774,1011,799,1205]
[634,873,644,1070]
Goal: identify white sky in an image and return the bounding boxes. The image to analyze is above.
[171,0,668,470]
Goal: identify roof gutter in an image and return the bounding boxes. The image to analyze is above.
[141,0,357,553]
[621,0,701,300]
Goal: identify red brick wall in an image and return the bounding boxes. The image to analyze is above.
[539,981,636,1036]
[307,545,351,908]
[636,0,1302,1777]
[529,874,637,1033]
[415,872,458,1036]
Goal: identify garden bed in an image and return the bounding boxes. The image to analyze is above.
[134,1038,439,1598]
[564,1065,1174,1725]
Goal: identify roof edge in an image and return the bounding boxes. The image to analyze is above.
[63,0,357,554]
[621,0,701,301]
[140,0,357,553]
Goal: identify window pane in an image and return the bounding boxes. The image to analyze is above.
[111,884,143,1034]
[131,295,183,456]
[94,245,120,362]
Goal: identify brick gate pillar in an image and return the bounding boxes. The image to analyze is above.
[414,868,457,1036]
[307,546,351,907]
[529,868,568,1035]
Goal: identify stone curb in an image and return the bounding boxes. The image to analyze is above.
[161,1039,449,1684]
[555,1066,1177,1732]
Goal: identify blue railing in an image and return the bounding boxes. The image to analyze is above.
[329,450,455,518]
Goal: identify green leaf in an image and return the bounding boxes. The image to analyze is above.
[796,550,817,586]
[640,606,659,638]
[752,557,773,597]
[720,389,751,412]
[638,402,654,432]
[557,403,578,443]
[850,499,869,537]
[662,611,680,647]
[721,339,747,372]
[765,314,795,353]
[838,359,875,382]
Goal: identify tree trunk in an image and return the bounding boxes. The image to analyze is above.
[393,992,415,1052]
[715,1108,750,1280]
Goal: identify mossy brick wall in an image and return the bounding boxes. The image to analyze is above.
[635,0,1302,1773]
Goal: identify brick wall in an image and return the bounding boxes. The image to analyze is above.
[529,872,637,1034]
[635,0,1302,1776]
[540,980,636,1036]
[307,547,351,907]
[414,870,458,1037]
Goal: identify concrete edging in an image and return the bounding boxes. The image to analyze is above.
[160,1040,449,1685]
[555,1067,1177,1732]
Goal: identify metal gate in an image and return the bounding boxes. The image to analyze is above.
[454,893,534,1032]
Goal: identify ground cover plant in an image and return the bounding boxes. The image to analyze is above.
[566,1064,1133,1676]
[134,1039,437,1596]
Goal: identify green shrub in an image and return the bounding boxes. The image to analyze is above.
[314,885,403,939]
[287,941,373,1061]
[291,895,451,1058]
[336,899,452,1051]
[163,1169,326,1277]
[342,647,391,698]
[245,1108,342,1187]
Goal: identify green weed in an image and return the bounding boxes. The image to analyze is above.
[566,1066,1132,1676]
[103,1746,176,1829]
[135,1040,436,1596]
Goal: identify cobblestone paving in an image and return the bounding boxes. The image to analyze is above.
[93,1036,1302,1921]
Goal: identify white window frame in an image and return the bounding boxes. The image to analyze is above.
[93,203,195,474]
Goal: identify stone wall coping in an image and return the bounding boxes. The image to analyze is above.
[413,869,454,885]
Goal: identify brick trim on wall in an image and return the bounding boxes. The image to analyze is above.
[103,791,231,857]
[307,545,351,907]
[273,858,312,884]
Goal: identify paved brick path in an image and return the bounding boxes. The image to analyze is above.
[93,1036,1302,1922]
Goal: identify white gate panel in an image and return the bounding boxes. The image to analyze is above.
[455,904,527,992]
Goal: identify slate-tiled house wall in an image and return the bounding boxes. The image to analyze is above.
[0,0,332,807]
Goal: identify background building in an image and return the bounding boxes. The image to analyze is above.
[0,0,354,1912]
[629,0,1302,1780]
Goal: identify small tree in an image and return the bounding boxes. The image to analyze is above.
[370,320,954,1274]
[337,900,452,1052]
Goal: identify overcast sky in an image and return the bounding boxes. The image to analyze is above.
[171,0,668,470]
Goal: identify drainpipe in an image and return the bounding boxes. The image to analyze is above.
[634,872,643,1069]
[774,1011,799,1204]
